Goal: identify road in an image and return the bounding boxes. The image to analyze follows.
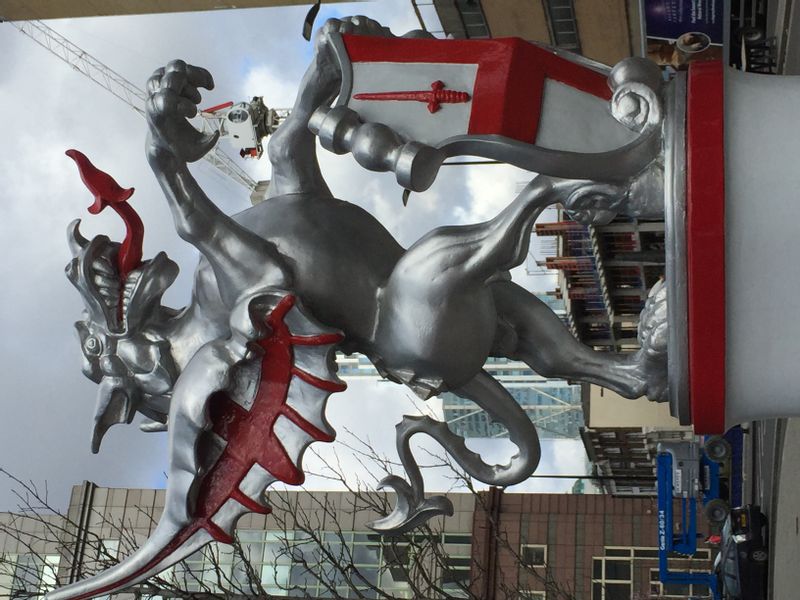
[732,418,797,599]
[756,4,800,598]
[765,418,799,599]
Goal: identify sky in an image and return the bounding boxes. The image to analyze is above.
[0,0,586,512]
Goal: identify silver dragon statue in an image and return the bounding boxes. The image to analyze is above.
[52,16,668,600]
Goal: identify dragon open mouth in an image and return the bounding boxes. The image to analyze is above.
[87,248,145,331]
[67,219,179,336]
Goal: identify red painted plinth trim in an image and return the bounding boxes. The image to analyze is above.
[686,60,726,434]
[342,34,611,144]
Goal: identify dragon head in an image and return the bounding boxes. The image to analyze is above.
[66,220,180,452]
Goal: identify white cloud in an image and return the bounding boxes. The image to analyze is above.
[240,64,301,110]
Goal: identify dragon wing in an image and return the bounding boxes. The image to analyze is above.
[46,290,345,600]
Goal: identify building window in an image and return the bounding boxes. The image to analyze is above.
[2,553,60,597]
[98,538,120,564]
[166,529,470,598]
[542,0,581,52]
[592,553,633,600]
[520,592,546,599]
[439,531,472,598]
[444,534,472,546]
[649,568,710,597]
[521,544,547,567]
[454,0,490,39]
[593,547,712,599]
[441,555,471,597]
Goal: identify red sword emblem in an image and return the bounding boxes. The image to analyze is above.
[354,80,471,113]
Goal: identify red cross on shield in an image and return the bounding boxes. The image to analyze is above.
[333,33,637,153]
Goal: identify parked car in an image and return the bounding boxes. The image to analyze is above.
[715,505,768,599]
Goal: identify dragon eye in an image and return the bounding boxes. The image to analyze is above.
[83,335,103,357]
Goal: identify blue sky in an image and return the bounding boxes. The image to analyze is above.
[0,1,583,511]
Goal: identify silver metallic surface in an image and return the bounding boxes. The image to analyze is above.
[636,280,668,401]
[57,16,671,599]
[370,369,540,533]
[663,73,691,424]
[239,463,277,502]
[285,375,336,438]
[608,57,664,130]
[309,105,447,192]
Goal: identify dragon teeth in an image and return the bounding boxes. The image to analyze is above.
[120,271,143,319]
[93,258,116,276]
[93,273,119,288]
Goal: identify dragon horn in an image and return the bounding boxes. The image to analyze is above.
[67,219,90,256]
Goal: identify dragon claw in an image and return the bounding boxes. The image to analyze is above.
[368,475,454,535]
[636,279,669,401]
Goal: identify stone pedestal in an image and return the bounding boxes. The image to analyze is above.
[668,63,800,432]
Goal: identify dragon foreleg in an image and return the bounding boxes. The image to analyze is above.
[145,60,291,308]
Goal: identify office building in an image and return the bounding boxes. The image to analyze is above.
[0,483,714,599]
[337,353,583,440]
[580,384,694,496]
[471,487,713,599]
[440,358,582,439]
[415,0,643,65]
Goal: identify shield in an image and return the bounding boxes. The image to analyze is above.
[324,33,660,184]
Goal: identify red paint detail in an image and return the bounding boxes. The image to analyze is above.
[204,521,234,544]
[61,295,345,600]
[270,293,297,321]
[353,80,471,114]
[341,34,611,143]
[292,366,347,393]
[281,404,335,443]
[231,489,271,514]
[686,60,726,434]
[183,294,343,516]
[110,202,145,282]
[290,333,344,346]
[65,149,144,319]
[201,100,235,113]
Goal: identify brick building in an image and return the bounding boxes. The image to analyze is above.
[471,489,713,599]
[0,483,716,599]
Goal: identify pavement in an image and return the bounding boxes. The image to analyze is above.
[777,0,800,73]
[752,4,800,597]
[766,418,799,599]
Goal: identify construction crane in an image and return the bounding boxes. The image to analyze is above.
[7,19,287,199]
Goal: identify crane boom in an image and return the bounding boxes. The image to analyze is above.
[8,19,258,191]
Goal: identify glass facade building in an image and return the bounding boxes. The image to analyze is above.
[336,293,582,442]
[440,358,583,439]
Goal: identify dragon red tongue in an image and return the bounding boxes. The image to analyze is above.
[66,149,143,285]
